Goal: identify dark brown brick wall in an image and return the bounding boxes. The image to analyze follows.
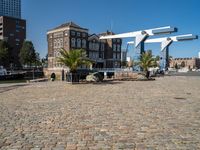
[1,16,26,67]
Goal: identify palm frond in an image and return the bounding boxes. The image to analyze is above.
[58,49,92,72]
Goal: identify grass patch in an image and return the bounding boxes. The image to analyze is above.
[0,79,27,84]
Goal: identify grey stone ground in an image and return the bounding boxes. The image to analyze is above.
[0,76,200,150]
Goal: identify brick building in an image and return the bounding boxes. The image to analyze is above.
[0,0,26,68]
[0,16,26,67]
[170,57,200,69]
[47,22,122,70]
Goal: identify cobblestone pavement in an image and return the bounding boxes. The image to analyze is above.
[0,76,200,150]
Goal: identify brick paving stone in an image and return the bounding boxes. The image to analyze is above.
[0,77,200,149]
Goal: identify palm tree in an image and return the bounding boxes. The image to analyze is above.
[139,51,155,78]
[58,49,92,73]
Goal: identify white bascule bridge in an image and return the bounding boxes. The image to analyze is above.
[100,26,198,71]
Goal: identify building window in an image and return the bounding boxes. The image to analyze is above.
[101,44,104,51]
[95,43,99,50]
[82,33,86,37]
[77,39,81,48]
[71,38,76,47]
[117,45,121,51]
[100,52,104,59]
[82,39,86,48]
[92,43,96,50]
[117,53,121,59]
[71,31,76,36]
[113,53,116,59]
[89,52,92,58]
[53,32,63,38]
[77,32,81,37]
[89,42,92,50]
[113,44,116,51]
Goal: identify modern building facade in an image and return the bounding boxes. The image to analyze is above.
[170,57,200,69]
[0,16,26,66]
[0,0,26,67]
[0,0,21,19]
[47,22,122,69]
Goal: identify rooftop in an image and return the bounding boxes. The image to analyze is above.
[50,21,88,31]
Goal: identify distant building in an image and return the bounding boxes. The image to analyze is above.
[0,0,21,19]
[47,22,122,69]
[0,0,25,67]
[170,57,200,69]
[198,52,200,58]
[121,50,127,62]
[0,16,26,67]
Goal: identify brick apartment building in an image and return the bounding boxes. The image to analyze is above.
[170,57,200,69]
[0,0,26,68]
[0,16,26,67]
[47,22,122,70]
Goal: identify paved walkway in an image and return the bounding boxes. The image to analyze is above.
[0,77,200,150]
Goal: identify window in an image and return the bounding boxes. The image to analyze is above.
[117,53,121,59]
[71,38,76,47]
[96,52,99,59]
[54,50,57,57]
[113,44,116,51]
[71,31,76,36]
[54,32,63,38]
[89,42,92,50]
[60,39,63,47]
[100,52,104,59]
[77,32,81,37]
[92,43,96,50]
[82,39,86,48]
[117,45,121,51]
[82,33,86,37]
[101,44,104,51]
[113,53,116,59]
[77,39,81,48]
[89,52,92,58]
[95,43,99,50]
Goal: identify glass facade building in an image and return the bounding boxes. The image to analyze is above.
[0,0,21,19]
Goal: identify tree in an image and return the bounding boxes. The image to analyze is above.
[121,60,127,67]
[175,63,178,69]
[41,54,48,67]
[33,52,42,67]
[139,51,155,78]
[0,40,10,67]
[58,49,92,73]
[19,41,36,67]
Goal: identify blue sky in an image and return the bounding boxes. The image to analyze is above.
[22,0,200,58]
